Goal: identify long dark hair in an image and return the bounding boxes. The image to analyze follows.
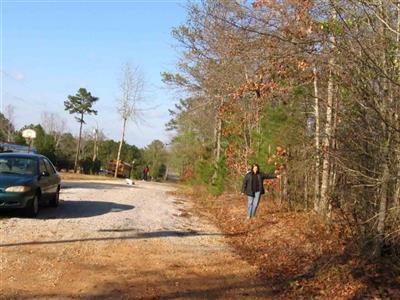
[251,163,260,174]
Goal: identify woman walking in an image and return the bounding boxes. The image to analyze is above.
[241,164,277,219]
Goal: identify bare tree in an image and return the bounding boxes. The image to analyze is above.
[115,63,144,178]
[41,112,67,148]
[319,11,337,219]
[92,126,99,162]
[4,104,15,142]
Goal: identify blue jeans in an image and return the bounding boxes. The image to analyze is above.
[247,192,261,218]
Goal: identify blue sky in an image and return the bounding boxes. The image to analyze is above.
[1,0,187,147]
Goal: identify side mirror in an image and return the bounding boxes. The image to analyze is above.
[40,171,50,177]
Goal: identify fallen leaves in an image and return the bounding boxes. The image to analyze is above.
[184,187,400,299]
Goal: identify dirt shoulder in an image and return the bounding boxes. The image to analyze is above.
[183,186,400,300]
[0,180,270,299]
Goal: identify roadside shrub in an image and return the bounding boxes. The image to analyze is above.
[193,160,214,185]
[79,157,101,175]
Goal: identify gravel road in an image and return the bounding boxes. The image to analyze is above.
[0,180,269,299]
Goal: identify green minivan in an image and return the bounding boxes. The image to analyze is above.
[0,152,61,217]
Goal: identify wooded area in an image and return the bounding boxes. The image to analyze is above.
[163,0,400,261]
[0,110,168,180]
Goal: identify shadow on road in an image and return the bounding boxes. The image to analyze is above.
[61,181,140,190]
[0,227,269,248]
[0,230,222,248]
[38,200,135,219]
[0,200,134,220]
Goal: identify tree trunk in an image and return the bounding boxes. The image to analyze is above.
[115,118,127,178]
[374,0,392,256]
[55,133,62,149]
[304,171,309,210]
[329,89,339,203]
[376,157,390,257]
[313,66,321,212]
[215,117,222,162]
[7,126,11,143]
[74,113,84,173]
[283,170,289,206]
[212,98,223,183]
[164,164,169,181]
[212,116,222,183]
[320,52,335,218]
[255,93,262,154]
[92,129,98,162]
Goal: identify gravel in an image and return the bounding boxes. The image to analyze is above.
[0,180,267,299]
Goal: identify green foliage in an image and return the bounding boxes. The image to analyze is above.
[96,139,141,172]
[15,124,58,162]
[192,160,214,185]
[0,112,15,142]
[210,157,228,196]
[79,157,101,175]
[31,125,57,162]
[250,105,291,169]
[54,151,74,171]
[64,88,99,123]
[185,158,227,196]
[142,140,168,180]
[14,132,28,145]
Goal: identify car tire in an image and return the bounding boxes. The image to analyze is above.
[50,187,60,207]
[25,194,39,218]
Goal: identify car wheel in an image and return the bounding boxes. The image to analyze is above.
[25,195,39,218]
[50,187,60,207]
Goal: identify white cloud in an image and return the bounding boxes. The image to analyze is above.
[1,69,26,82]
[13,72,25,81]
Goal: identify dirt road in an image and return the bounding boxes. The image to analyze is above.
[0,180,269,299]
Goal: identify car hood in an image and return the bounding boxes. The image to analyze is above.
[0,174,34,189]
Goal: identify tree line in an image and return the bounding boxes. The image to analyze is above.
[0,111,168,180]
[1,63,168,180]
[164,1,400,258]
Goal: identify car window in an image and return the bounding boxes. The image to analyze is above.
[44,159,56,175]
[0,157,37,175]
[39,159,48,174]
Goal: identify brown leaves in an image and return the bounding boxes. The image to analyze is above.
[253,0,314,10]
[297,60,309,71]
[267,146,288,176]
[188,188,362,299]
[233,78,280,100]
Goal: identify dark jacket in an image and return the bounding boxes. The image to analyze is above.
[241,172,276,197]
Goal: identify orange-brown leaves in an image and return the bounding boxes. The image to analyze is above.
[234,79,279,100]
[267,146,288,176]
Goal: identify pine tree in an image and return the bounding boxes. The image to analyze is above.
[64,88,98,173]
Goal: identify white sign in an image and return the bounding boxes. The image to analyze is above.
[22,129,37,139]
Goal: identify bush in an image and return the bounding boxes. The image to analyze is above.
[191,158,227,196]
[79,157,101,175]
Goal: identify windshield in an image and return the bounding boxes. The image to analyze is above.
[0,157,37,176]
